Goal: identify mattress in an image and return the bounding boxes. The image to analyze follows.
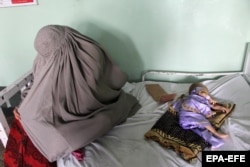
[57,74,250,167]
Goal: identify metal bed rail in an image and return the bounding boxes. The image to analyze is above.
[142,42,250,83]
[141,70,243,82]
[0,70,33,147]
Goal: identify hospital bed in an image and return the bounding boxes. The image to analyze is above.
[0,43,250,167]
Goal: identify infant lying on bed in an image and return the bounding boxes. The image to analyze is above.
[172,83,230,150]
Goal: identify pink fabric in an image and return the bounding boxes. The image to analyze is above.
[72,149,85,161]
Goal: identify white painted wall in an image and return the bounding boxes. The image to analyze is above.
[0,0,250,85]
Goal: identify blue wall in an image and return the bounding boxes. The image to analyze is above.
[1,0,250,85]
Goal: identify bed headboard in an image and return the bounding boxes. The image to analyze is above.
[142,42,250,83]
[243,42,250,82]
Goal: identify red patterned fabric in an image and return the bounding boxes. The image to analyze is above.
[3,119,57,167]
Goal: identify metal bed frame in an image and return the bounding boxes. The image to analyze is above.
[0,43,249,147]
[0,70,33,146]
[142,43,250,82]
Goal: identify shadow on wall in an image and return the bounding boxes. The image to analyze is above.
[76,22,144,82]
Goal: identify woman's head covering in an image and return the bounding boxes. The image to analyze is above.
[189,83,209,95]
[18,25,140,162]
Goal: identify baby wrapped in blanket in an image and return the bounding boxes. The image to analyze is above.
[173,83,230,150]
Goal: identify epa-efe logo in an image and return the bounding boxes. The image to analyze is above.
[206,154,245,162]
[202,151,250,167]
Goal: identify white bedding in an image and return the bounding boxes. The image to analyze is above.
[57,74,250,167]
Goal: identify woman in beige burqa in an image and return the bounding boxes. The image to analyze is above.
[4,25,140,166]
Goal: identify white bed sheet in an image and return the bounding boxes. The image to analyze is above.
[57,74,250,167]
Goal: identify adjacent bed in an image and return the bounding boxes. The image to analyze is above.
[1,44,250,167]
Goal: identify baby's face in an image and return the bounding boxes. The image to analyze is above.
[198,90,209,98]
